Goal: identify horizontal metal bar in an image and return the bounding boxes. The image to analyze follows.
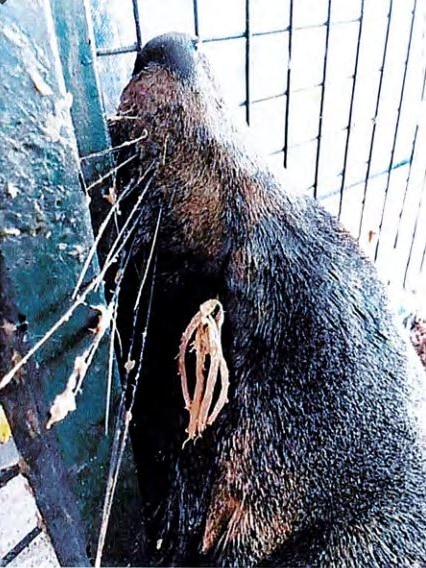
[270,107,416,154]
[238,73,362,109]
[201,16,362,45]
[238,91,287,107]
[296,17,361,31]
[253,27,288,37]
[268,157,411,201]
[96,43,138,56]
[317,159,411,200]
[288,135,320,149]
[202,28,288,43]
[331,17,361,27]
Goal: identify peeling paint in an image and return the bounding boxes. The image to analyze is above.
[1,23,27,49]
[6,182,19,198]
[2,227,21,237]
[30,68,54,97]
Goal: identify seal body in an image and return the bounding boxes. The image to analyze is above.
[109,33,426,566]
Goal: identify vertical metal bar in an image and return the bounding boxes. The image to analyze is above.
[132,0,143,50]
[338,0,365,218]
[245,0,252,125]
[53,0,110,161]
[374,0,417,261]
[193,0,200,37]
[393,67,426,249]
[313,0,332,200]
[283,0,294,169]
[403,166,426,288]
[420,237,426,276]
[357,0,394,240]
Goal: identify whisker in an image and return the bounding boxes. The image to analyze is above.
[80,131,148,162]
[95,214,160,568]
[127,208,162,364]
[108,113,142,123]
[86,153,138,194]
[72,162,156,300]
[105,294,118,437]
[0,175,152,389]
[95,395,128,568]
[98,176,155,285]
[0,275,100,389]
[103,237,138,436]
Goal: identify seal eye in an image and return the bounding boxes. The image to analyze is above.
[192,38,200,51]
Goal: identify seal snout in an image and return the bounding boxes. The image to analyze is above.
[133,32,200,82]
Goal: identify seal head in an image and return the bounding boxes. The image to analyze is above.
[108,32,426,568]
[133,33,200,81]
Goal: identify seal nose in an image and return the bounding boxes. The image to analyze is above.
[133,33,199,81]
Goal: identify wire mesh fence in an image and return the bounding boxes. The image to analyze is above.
[89,0,426,301]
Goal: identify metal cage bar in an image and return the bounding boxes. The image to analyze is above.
[132,0,143,51]
[420,238,426,277]
[283,0,294,169]
[404,165,426,288]
[201,19,354,46]
[394,68,426,250]
[193,0,200,37]
[358,0,394,240]
[88,0,425,292]
[313,0,332,200]
[245,0,252,125]
[247,91,286,107]
[97,44,138,56]
[338,0,365,219]
[202,29,287,44]
[374,0,417,261]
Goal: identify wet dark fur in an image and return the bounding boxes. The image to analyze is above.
[108,33,426,567]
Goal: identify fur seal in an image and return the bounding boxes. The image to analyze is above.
[107,32,426,566]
